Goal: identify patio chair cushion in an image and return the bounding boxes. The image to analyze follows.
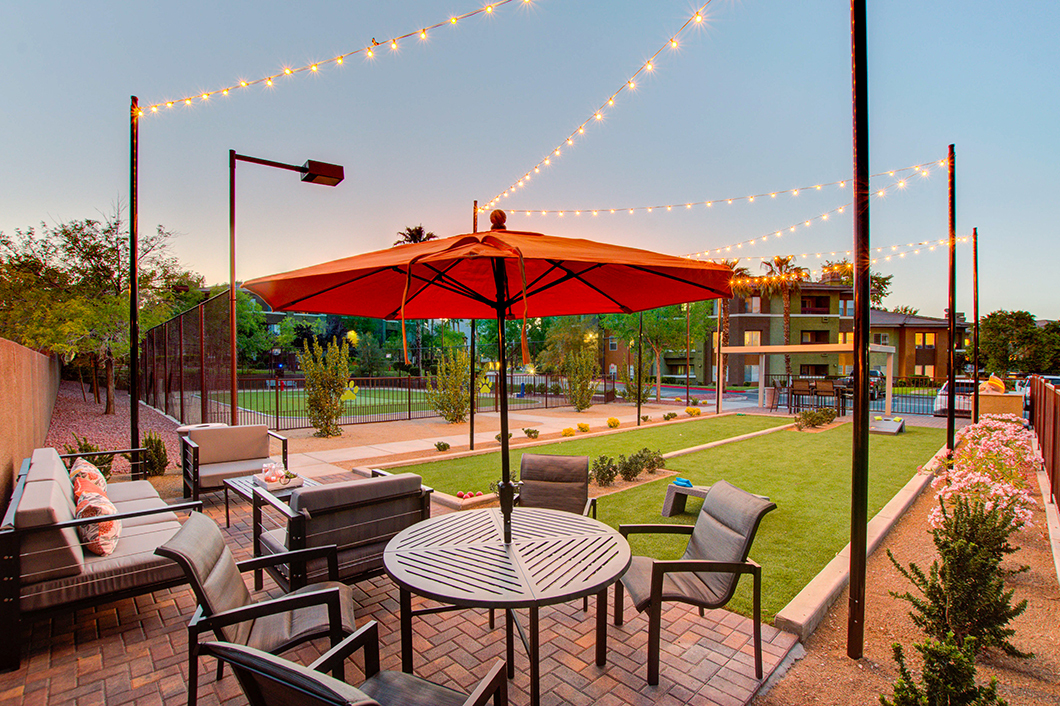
[15,478,85,583]
[74,492,121,556]
[244,582,358,652]
[359,670,478,706]
[107,494,181,528]
[21,520,184,612]
[620,554,727,612]
[196,458,275,489]
[189,425,271,465]
[105,480,164,503]
[517,454,590,515]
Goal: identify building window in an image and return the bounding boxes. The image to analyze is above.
[744,364,760,383]
[915,332,936,349]
[801,296,830,315]
[712,331,719,347]
[749,296,761,314]
[839,299,853,316]
[873,332,889,346]
[799,364,828,377]
[915,364,935,377]
[744,330,761,346]
[801,330,829,344]
[838,332,853,344]
[608,336,618,351]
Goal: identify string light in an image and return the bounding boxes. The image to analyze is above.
[482,1,715,210]
[723,237,971,286]
[143,0,530,114]
[509,159,933,220]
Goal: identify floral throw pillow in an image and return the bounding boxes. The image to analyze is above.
[75,493,121,556]
[70,457,107,492]
[73,476,107,501]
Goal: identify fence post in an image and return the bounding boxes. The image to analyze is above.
[199,304,208,423]
[178,315,185,423]
[275,378,281,430]
[407,374,412,420]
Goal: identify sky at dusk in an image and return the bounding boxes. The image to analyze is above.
[2,1,1058,319]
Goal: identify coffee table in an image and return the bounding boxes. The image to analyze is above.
[384,507,631,706]
[221,474,320,527]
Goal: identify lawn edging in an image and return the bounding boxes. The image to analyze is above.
[772,443,949,642]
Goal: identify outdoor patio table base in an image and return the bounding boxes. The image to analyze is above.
[384,507,631,706]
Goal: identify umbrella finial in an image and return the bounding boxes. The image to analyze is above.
[490,209,507,230]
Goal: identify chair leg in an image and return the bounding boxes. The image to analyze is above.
[699,607,705,618]
[583,595,588,612]
[216,659,224,681]
[489,607,495,630]
[647,598,662,686]
[614,580,624,626]
[753,565,764,680]
[187,630,199,706]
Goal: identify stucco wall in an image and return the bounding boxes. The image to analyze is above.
[0,338,61,512]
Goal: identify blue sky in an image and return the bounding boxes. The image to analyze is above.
[2,1,1057,318]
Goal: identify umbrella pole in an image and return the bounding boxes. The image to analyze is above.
[493,262,514,544]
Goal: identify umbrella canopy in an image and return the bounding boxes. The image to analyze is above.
[245,214,732,543]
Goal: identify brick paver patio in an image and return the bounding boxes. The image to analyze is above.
[1,490,798,706]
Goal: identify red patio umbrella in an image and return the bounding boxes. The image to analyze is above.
[244,211,732,542]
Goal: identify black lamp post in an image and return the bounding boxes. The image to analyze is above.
[228,151,344,425]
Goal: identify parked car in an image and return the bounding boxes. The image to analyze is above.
[838,369,884,400]
[933,379,977,417]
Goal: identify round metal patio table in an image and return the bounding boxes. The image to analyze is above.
[384,507,631,706]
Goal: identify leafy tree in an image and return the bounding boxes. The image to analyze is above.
[234,290,273,368]
[393,224,437,246]
[475,318,547,373]
[425,347,484,423]
[881,635,1007,706]
[537,316,597,374]
[820,258,893,306]
[355,331,385,377]
[720,259,752,385]
[276,315,324,354]
[297,337,350,437]
[758,256,809,378]
[563,346,599,411]
[891,304,920,316]
[979,310,1039,374]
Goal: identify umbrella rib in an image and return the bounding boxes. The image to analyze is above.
[623,264,730,298]
[382,262,495,319]
[507,261,632,314]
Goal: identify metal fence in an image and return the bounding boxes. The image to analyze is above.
[1031,376,1059,506]
[141,293,231,425]
[757,373,958,417]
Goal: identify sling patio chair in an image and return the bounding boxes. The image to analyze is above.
[614,480,777,685]
[156,512,358,706]
[788,379,814,413]
[486,453,596,627]
[199,620,508,706]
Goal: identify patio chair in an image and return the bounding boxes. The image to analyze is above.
[614,480,777,685]
[768,379,783,412]
[487,453,596,626]
[156,512,358,706]
[788,379,814,413]
[814,379,841,414]
[199,621,507,706]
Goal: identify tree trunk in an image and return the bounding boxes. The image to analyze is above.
[782,289,792,377]
[92,354,101,404]
[721,304,731,387]
[104,354,116,415]
[652,344,663,402]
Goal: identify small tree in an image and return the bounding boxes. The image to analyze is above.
[563,346,599,412]
[618,355,651,405]
[297,337,350,437]
[881,635,1007,706]
[426,347,483,423]
[355,331,385,377]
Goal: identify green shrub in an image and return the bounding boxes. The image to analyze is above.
[549,383,563,396]
[889,497,1030,658]
[535,383,548,394]
[881,634,1006,706]
[297,337,350,437]
[690,397,699,405]
[495,432,513,443]
[434,441,450,452]
[140,432,169,477]
[617,454,641,482]
[64,433,114,479]
[641,415,650,422]
[635,447,665,474]
[618,361,651,405]
[794,408,837,429]
[663,412,677,421]
[563,347,600,412]
[591,455,618,486]
[426,347,484,424]
[523,428,540,439]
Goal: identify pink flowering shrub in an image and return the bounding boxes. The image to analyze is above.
[929,414,1040,529]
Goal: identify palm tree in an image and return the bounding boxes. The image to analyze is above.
[393,224,437,246]
[719,259,751,386]
[393,225,437,366]
[758,255,808,378]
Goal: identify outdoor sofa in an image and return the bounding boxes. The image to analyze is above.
[182,424,288,502]
[0,447,200,671]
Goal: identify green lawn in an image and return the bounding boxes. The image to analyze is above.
[595,425,945,621]
[214,388,536,417]
[396,414,792,494]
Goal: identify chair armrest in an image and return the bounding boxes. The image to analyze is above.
[309,621,381,677]
[251,486,300,521]
[191,586,344,635]
[619,523,694,538]
[268,431,288,469]
[651,558,760,578]
[236,544,339,577]
[462,659,508,706]
[583,497,597,519]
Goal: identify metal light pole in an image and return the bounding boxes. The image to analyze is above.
[470,200,478,451]
[946,145,957,451]
[228,151,344,426]
[129,97,140,477]
[847,0,871,659]
[972,227,980,422]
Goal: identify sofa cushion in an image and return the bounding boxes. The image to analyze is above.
[106,481,164,504]
[190,425,270,465]
[20,520,184,612]
[28,448,77,516]
[15,480,85,583]
[198,458,274,488]
[109,496,180,528]
[75,493,121,557]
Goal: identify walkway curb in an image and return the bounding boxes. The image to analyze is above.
[772,443,948,642]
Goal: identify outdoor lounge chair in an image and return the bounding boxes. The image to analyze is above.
[156,512,358,706]
[199,621,507,706]
[614,480,777,685]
